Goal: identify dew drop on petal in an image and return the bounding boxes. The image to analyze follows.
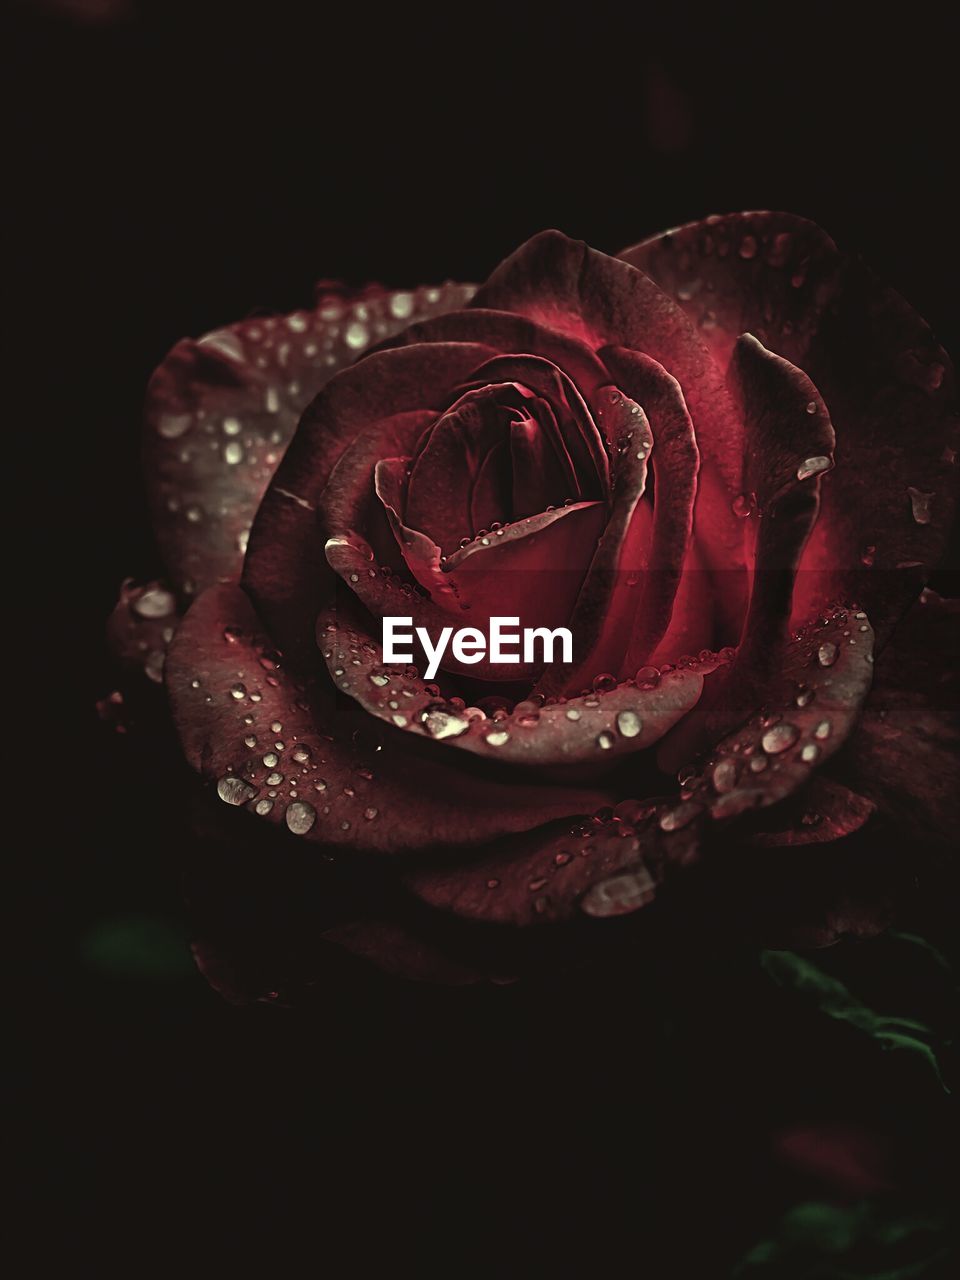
[581,867,657,918]
[217,776,255,805]
[907,486,934,524]
[659,800,703,832]
[634,666,661,691]
[817,642,838,667]
[419,702,470,739]
[797,455,832,481]
[285,801,317,835]
[616,709,642,738]
[596,731,615,750]
[711,758,739,793]
[761,723,800,754]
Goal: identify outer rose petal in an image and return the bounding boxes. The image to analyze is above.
[660,336,837,765]
[404,802,700,926]
[166,584,614,853]
[242,341,496,668]
[829,590,959,847]
[620,212,959,642]
[144,282,476,597]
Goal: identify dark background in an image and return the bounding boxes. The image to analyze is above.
[11,3,958,1275]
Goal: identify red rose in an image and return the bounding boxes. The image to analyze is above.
[120,213,957,988]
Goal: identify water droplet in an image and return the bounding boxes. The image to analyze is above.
[157,412,192,439]
[514,699,541,728]
[592,673,617,693]
[805,400,818,415]
[761,723,799,754]
[131,587,176,619]
[581,867,656,918]
[345,321,369,350]
[797,455,832,481]
[419,702,470,739]
[907,486,934,524]
[817,642,838,667]
[230,683,247,700]
[266,772,283,786]
[565,707,582,721]
[616,709,642,738]
[389,291,414,319]
[814,720,832,740]
[363,807,378,821]
[255,799,273,816]
[596,731,615,749]
[711,758,739,793]
[221,416,242,436]
[285,801,316,835]
[217,775,255,805]
[732,492,757,517]
[749,755,768,773]
[800,743,820,763]
[659,800,702,832]
[795,687,815,707]
[262,752,279,768]
[738,234,758,260]
[223,441,244,465]
[634,666,661,691]
[485,728,510,747]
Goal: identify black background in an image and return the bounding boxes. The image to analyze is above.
[12,3,958,1275]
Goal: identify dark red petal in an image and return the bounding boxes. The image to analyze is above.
[167,584,612,852]
[242,341,496,668]
[830,590,960,847]
[105,578,180,685]
[371,306,612,400]
[461,354,610,495]
[534,389,654,695]
[470,230,744,502]
[597,349,707,668]
[742,777,876,847]
[144,283,476,597]
[663,605,876,822]
[404,803,700,926]
[620,212,959,642]
[660,336,837,766]
[319,597,717,765]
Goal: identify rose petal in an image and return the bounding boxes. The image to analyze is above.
[829,591,959,847]
[144,283,476,597]
[660,336,837,765]
[166,583,612,852]
[242,341,496,668]
[534,389,654,695]
[742,777,876,847]
[664,605,876,821]
[404,802,700,926]
[318,597,719,765]
[371,306,612,401]
[620,212,959,642]
[597,349,710,668]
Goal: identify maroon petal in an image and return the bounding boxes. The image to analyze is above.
[371,306,612,400]
[534,388,654,695]
[470,231,744,503]
[830,590,959,847]
[319,597,719,766]
[664,605,876,823]
[404,802,700,926]
[144,282,476,597]
[742,777,876,847]
[598,349,707,668]
[660,335,837,766]
[166,584,613,852]
[242,341,496,668]
[620,212,959,642]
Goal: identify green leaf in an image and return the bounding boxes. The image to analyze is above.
[759,950,948,1092]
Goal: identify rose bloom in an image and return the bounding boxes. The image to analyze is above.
[114,212,958,992]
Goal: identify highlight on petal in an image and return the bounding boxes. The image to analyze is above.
[318,599,721,766]
[144,282,477,598]
[621,211,959,642]
[166,584,613,853]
